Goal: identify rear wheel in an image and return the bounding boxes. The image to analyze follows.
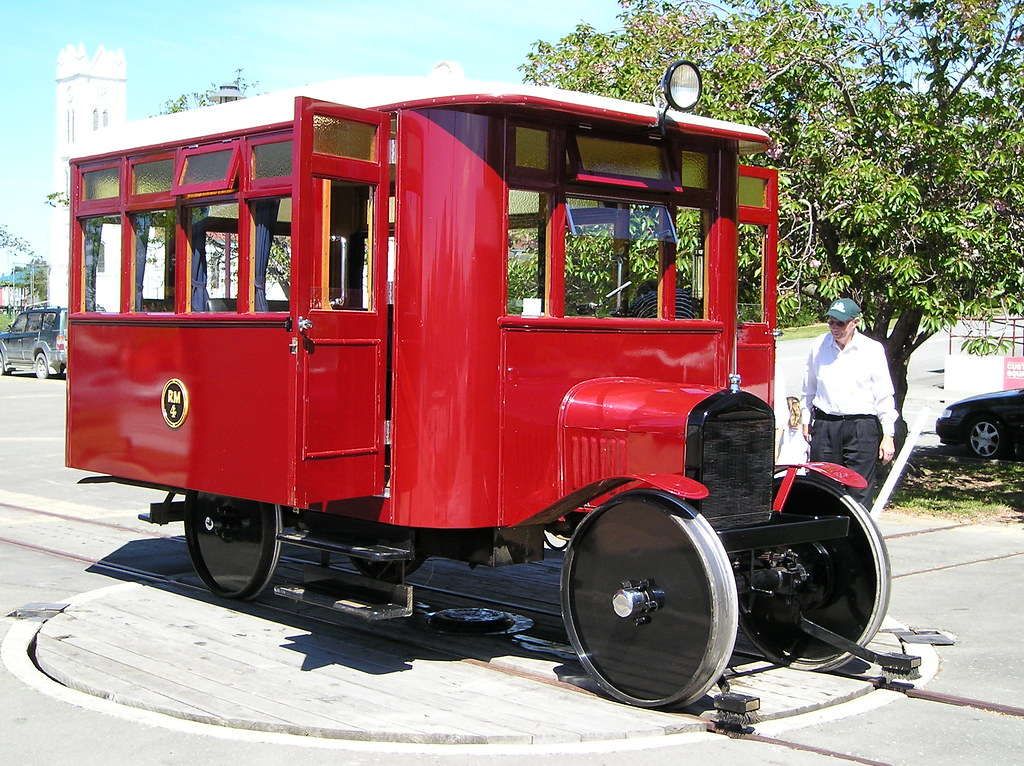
[966,415,1009,459]
[561,490,737,708]
[184,491,281,599]
[34,353,50,380]
[739,476,890,671]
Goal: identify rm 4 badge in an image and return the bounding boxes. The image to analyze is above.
[161,379,189,428]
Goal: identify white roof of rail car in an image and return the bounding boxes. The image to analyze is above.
[70,74,771,161]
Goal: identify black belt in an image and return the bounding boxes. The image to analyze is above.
[813,407,876,422]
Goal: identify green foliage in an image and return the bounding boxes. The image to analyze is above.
[45,191,69,209]
[159,69,259,115]
[2,256,50,304]
[522,0,1024,407]
[891,454,1024,523]
[0,223,33,260]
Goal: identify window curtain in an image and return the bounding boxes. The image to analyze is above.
[252,199,280,312]
[133,214,152,311]
[190,209,210,312]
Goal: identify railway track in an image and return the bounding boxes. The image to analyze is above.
[2,497,1021,763]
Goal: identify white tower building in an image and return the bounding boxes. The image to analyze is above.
[51,44,127,307]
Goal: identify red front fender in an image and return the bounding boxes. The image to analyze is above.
[773,462,868,512]
[518,472,708,527]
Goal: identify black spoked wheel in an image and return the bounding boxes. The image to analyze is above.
[184,491,281,600]
[561,490,737,709]
[739,475,890,671]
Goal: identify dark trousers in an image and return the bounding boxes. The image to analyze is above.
[809,415,881,508]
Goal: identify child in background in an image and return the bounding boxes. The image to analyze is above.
[776,396,810,464]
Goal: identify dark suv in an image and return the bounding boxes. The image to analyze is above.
[0,307,68,379]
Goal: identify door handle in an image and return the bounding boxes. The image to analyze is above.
[297,316,313,332]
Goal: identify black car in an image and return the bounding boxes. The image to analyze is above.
[0,306,68,379]
[935,388,1024,459]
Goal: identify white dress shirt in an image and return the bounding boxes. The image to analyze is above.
[801,330,899,436]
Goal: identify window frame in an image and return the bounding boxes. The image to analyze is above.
[127,151,176,210]
[173,141,241,197]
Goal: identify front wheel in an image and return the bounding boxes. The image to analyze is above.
[0,348,10,375]
[561,490,737,708]
[967,416,1009,459]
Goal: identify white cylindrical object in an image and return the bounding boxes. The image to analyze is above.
[872,406,930,518]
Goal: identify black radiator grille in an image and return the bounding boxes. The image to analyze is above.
[697,415,775,530]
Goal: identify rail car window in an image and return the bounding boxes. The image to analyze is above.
[575,136,668,181]
[321,180,373,310]
[82,215,122,313]
[738,223,767,323]
[514,127,549,171]
[739,174,768,207]
[177,145,239,195]
[132,158,174,195]
[681,152,709,189]
[314,116,376,162]
[251,197,292,311]
[188,204,239,312]
[675,207,707,320]
[132,210,176,312]
[252,140,293,179]
[82,167,120,201]
[564,198,674,318]
[507,189,547,315]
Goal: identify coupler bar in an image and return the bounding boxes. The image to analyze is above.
[798,615,921,678]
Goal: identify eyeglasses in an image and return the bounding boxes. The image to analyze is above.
[826,317,852,327]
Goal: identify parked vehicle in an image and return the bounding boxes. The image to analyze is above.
[935,389,1024,459]
[0,306,68,379]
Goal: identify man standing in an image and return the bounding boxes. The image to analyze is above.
[801,298,899,507]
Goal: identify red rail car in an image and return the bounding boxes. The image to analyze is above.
[66,63,913,708]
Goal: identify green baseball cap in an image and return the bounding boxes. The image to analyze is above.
[825,298,861,322]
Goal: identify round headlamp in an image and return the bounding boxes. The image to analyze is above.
[661,60,702,112]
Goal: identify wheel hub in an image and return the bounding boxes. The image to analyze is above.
[611,579,665,623]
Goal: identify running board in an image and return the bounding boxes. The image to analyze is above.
[274,565,413,621]
[798,616,921,677]
[276,530,414,561]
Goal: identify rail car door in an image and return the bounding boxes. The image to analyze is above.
[292,97,391,504]
[736,165,779,404]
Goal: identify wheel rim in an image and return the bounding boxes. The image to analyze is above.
[35,355,49,379]
[184,491,281,599]
[740,481,890,671]
[969,420,1000,457]
[561,491,737,708]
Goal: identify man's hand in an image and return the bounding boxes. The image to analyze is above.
[879,434,896,464]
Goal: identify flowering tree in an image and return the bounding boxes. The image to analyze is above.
[522,0,1024,409]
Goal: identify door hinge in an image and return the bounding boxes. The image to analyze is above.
[289,337,298,355]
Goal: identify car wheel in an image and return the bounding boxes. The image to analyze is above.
[34,353,50,380]
[0,347,10,375]
[966,415,1009,459]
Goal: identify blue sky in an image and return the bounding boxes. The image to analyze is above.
[0,0,624,272]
